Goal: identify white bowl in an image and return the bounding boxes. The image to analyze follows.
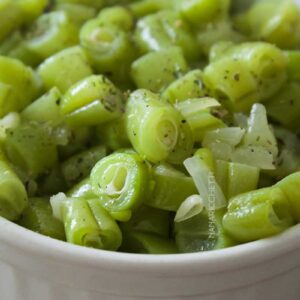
[1,216,300,300]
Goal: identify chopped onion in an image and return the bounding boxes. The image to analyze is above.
[174,195,204,223]
[234,112,248,129]
[184,156,227,209]
[175,97,221,116]
[203,127,245,147]
[0,112,20,130]
[231,146,276,170]
[243,104,278,158]
[50,192,67,221]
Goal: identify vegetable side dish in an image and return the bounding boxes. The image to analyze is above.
[0,0,300,254]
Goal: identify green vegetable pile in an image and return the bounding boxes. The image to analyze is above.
[0,0,300,254]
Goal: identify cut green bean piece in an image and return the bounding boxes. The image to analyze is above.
[62,145,106,187]
[120,231,177,254]
[0,156,28,221]
[177,0,230,26]
[91,152,149,214]
[97,6,134,31]
[175,209,235,253]
[96,116,130,151]
[0,56,42,117]
[37,167,67,196]
[54,3,96,26]
[24,11,79,61]
[62,197,122,250]
[87,198,122,251]
[203,57,258,112]
[131,47,188,93]
[175,98,225,142]
[18,197,65,240]
[134,10,199,62]
[129,0,173,18]
[4,123,58,178]
[147,164,197,212]
[126,89,181,163]
[215,160,260,199]
[223,187,294,242]
[17,0,49,24]
[276,172,300,222]
[284,51,300,81]
[234,0,300,49]
[265,82,300,130]
[67,177,96,199]
[38,46,93,93]
[61,75,125,127]
[162,70,209,104]
[21,87,63,124]
[56,0,104,9]
[0,0,22,43]
[120,205,170,237]
[80,19,137,88]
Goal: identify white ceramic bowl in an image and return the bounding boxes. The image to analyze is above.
[1,216,300,300]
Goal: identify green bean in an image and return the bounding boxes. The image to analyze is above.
[37,46,93,93]
[131,47,188,93]
[129,0,173,18]
[58,126,94,160]
[18,197,65,240]
[96,116,130,151]
[54,3,96,26]
[177,0,230,26]
[134,10,199,62]
[21,87,63,124]
[126,89,182,163]
[17,0,49,24]
[234,0,300,49]
[223,187,294,242]
[175,209,235,253]
[37,167,67,196]
[284,51,300,82]
[276,172,300,222]
[265,82,300,130]
[162,70,209,104]
[62,145,106,187]
[90,152,150,214]
[120,205,170,237]
[0,154,28,221]
[4,123,58,178]
[56,0,104,9]
[196,20,245,56]
[0,56,42,117]
[97,6,134,31]
[175,98,225,142]
[62,197,122,250]
[80,19,137,88]
[0,0,22,43]
[215,160,260,199]
[147,164,197,212]
[24,11,79,61]
[61,75,125,127]
[67,177,96,199]
[120,231,177,254]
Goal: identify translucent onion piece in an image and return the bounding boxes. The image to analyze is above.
[174,194,204,223]
[231,146,276,170]
[244,103,278,158]
[50,192,67,221]
[184,156,227,209]
[204,141,233,161]
[175,97,221,116]
[203,127,245,147]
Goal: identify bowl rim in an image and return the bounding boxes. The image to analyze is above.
[1,216,300,275]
